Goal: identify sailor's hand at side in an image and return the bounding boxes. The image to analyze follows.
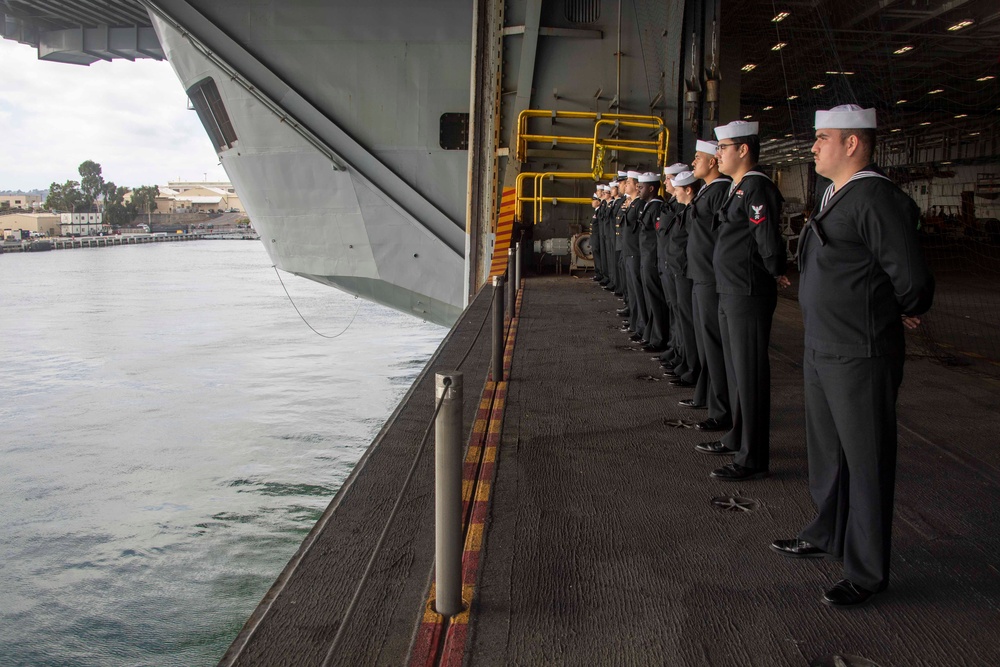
[902,315,922,330]
[776,275,791,289]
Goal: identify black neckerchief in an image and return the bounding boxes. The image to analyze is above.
[806,164,890,245]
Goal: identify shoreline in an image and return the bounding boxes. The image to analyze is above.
[1,232,260,253]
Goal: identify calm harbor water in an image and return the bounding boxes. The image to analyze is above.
[0,241,445,666]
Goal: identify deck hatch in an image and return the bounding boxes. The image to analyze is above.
[439,113,470,150]
[187,78,238,152]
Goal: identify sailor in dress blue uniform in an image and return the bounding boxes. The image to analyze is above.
[770,105,935,608]
[706,120,788,481]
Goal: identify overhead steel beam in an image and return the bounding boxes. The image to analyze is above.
[509,0,543,162]
[895,0,974,32]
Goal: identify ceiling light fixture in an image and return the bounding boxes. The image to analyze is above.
[928,89,944,94]
[763,106,774,111]
[947,19,974,32]
[741,63,757,72]
[893,45,914,55]
[890,128,901,133]
[969,131,981,136]
[896,99,907,104]
[787,94,798,100]
[920,121,931,126]
[772,12,790,22]
[954,114,968,118]
[825,71,855,75]
[977,75,995,82]
[812,83,826,89]
[743,115,753,119]
[771,42,787,51]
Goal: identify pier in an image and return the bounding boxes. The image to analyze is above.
[222,274,1000,666]
[0,231,259,253]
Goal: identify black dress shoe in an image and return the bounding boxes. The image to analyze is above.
[822,579,878,608]
[616,308,630,316]
[629,333,644,342]
[614,292,624,297]
[662,371,680,379]
[695,441,737,455]
[591,275,602,281]
[620,324,631,332]
[710,463,768,480]
[668,379,695,387]
[678,399,706,409]
[695,418,731,431]
[641,344,665,352]
[770,539,826,559]
[603,286,614,291]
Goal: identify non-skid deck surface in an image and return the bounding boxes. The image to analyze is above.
[221,287,495,667]
[466,275,1000,667]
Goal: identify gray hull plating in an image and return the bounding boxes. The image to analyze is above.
[149,1,475,326]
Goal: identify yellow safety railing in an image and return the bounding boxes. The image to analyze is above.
[515,171,615,224]
[590,119,667,173]
[511,109,671,225]
[515,110,669,172]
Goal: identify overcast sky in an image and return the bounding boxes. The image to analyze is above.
[0,39,227,192]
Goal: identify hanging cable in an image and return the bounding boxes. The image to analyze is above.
[273,265,362,339]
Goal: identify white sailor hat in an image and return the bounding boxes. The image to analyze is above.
[608,180,619,188]
[626,170,641,179]
[592,193,600,200]
[663,162,689,175]
[695,139,719,154]
[637,172,661,183]
[597,185,608,191]
[714,120,759,140]
[617,170,628,178]
[815,104,877,129]
[671,171,697,187]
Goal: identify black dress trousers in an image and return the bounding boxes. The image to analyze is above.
[673,273,701,385]
[717,292,776,469]
[626,255,647,333]
[692,282,729,422]
[641,254,668,348]
[798,347,904,592]
[591,223,603,280]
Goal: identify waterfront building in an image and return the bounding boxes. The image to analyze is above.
[0,194,43,209]
[60,212,106,236]
[1,212,61,238]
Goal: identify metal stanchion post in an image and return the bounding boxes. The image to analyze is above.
[507,248,516,318]
[434,372,464,616]
[492,275,504,383]
[515,241,522,290]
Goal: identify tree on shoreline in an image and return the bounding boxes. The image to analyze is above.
[78,160,104,212]
[103,182,136,231]
[131,185,159,228]
[44,180,86,213]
